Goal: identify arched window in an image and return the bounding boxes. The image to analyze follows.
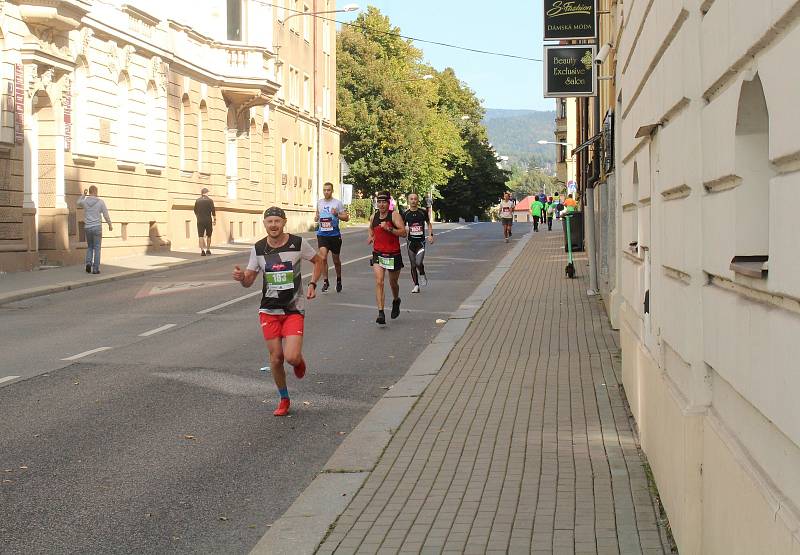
[734,74,773,260]
[117,73,130,159]
[226,105,238,199]
[72,60,89,153]
[198,100,208,173]
[180,93,191,171]
[145,82,158,165]
[249,118,259,182]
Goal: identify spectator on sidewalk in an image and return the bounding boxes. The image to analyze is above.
[194,187,216,256]
[77,186,112,274]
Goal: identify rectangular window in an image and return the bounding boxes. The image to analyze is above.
[276,0,284,22]
[277,65,284,100]
[303,4,311,42]
[227,0,242,41]
[322,22,330,54]
[281,138,287,175]
[303,75,310,113]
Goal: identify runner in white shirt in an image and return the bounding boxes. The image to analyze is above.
[499,191,514,243]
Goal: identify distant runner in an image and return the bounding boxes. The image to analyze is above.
[530,196,544,232]
[368,191,407,326]
[315,182,349,293]
[403,192,434,293]
[232,207,324,417]
[545,197,555,231]
[499,192,514,243]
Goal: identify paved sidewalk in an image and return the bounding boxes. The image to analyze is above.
[316,229,670,554]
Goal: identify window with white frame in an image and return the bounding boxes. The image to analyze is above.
[117,73,130,160]
[226,107,239,199]
[198,100,208,172]
[145,82,158,165]
[277,65,285,100]
[180,94,191,170]
[303,4,311,42]
[303,75,310,113]
[322,21,330,54]
[73,61,89,153]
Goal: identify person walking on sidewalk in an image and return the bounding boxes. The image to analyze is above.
[403,192,434,294]
[314,182,349,293]
[530,196,544,232]
[77,186,112,274]
[194,187,216,256]
[232,207,324,417]
[545,196,555,231]
[368,191,407,326]
[499,192,514,243]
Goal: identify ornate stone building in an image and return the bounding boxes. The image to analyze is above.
[0,0,340,272]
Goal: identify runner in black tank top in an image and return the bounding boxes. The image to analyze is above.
[402,192,434,293]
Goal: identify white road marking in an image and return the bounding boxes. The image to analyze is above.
[0,375,20,385]
[138,323,177,337]
[195,224,472,315]
[61,347,112,361]
[329,302,450,315]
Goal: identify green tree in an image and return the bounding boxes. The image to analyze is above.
[337,8,461,198]
[507,164,558,200]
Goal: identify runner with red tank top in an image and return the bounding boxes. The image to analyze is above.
[368,191,407,326]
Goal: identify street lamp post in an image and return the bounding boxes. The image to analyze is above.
[275,4,360,208]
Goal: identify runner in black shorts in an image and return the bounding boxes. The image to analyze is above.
[315,182,348,293]
[194,187,216,255]
[403,192,434,294]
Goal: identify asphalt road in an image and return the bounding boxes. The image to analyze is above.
[0,221,523,554]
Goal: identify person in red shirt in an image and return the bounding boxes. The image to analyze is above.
[368,191,408,326]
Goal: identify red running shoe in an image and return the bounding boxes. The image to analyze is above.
[293,360,306,379]
[273,398,290,416]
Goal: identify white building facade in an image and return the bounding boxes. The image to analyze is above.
[615,1,800,553]
[0,0,339,272]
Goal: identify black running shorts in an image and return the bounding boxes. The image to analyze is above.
[317,234,343,255]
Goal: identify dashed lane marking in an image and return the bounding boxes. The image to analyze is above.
[61,347,112,361]
[138,324,177,337]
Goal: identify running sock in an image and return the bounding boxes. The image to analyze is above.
[278,387,289,399]
[293,360,306,379]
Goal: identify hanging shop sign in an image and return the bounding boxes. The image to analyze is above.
[544,45,597,98]
[543,0,598,41]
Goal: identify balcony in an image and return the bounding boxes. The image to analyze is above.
[18,0,90,30]
[556,116,568,133]
[167,21,280,103]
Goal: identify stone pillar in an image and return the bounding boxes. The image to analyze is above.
[23,102,38,252]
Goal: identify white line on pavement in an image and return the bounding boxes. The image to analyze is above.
[195,224,472,315]
[329,302,450,315]
[61,347,112,361]
[0,375,20,385]
[138,323,177,337]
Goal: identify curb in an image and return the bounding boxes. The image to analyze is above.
[0,227,369,307]
[250,230,533,555]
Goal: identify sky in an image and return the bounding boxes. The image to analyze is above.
[338,1,553,112]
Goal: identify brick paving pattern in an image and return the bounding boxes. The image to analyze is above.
[317,229,670,554]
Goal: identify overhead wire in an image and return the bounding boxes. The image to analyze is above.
[251,1,543,62]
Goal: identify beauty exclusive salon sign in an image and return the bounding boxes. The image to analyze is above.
[543,45,597,98]
[543,0,597,40]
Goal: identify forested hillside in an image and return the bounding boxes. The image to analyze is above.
[483,109,557,169]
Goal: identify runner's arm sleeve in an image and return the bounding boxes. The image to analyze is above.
[246,247,261,273]
[101,201,112,225]
[300,238,318,262]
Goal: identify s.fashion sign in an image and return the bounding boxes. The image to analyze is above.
[543,0,598,41]
[543,45,597,98]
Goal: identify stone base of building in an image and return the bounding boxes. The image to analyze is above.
[620,303,800,555]
[0,251,39,273]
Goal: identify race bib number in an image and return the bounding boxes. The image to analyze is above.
[265,261,294,291]
[501,207,511,216]
[410,223,423,238]
[319,217,334,232]
[378,256,395,270]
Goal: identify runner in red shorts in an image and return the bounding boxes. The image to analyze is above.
[233,206,323,416]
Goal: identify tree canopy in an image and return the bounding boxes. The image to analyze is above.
[337,8,508,219]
